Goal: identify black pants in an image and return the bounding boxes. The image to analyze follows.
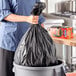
[0,48,15,76]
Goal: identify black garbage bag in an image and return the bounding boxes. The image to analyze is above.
[14,2,58,67]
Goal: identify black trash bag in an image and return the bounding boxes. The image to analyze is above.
[14,2,58,67]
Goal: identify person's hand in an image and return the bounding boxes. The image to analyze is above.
[27,15,39,24]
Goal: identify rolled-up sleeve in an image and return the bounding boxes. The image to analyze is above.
[0,0,12,21]
[36,0,45,24]
[39,14,45,24]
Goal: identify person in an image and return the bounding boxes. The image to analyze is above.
[0,0,45,76]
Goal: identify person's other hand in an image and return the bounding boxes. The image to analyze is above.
[27,15,39,24]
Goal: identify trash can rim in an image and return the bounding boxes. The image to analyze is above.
[13,61,64,71]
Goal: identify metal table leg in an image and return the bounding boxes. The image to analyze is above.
[62,45,74,72]
[62,44,66,65]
